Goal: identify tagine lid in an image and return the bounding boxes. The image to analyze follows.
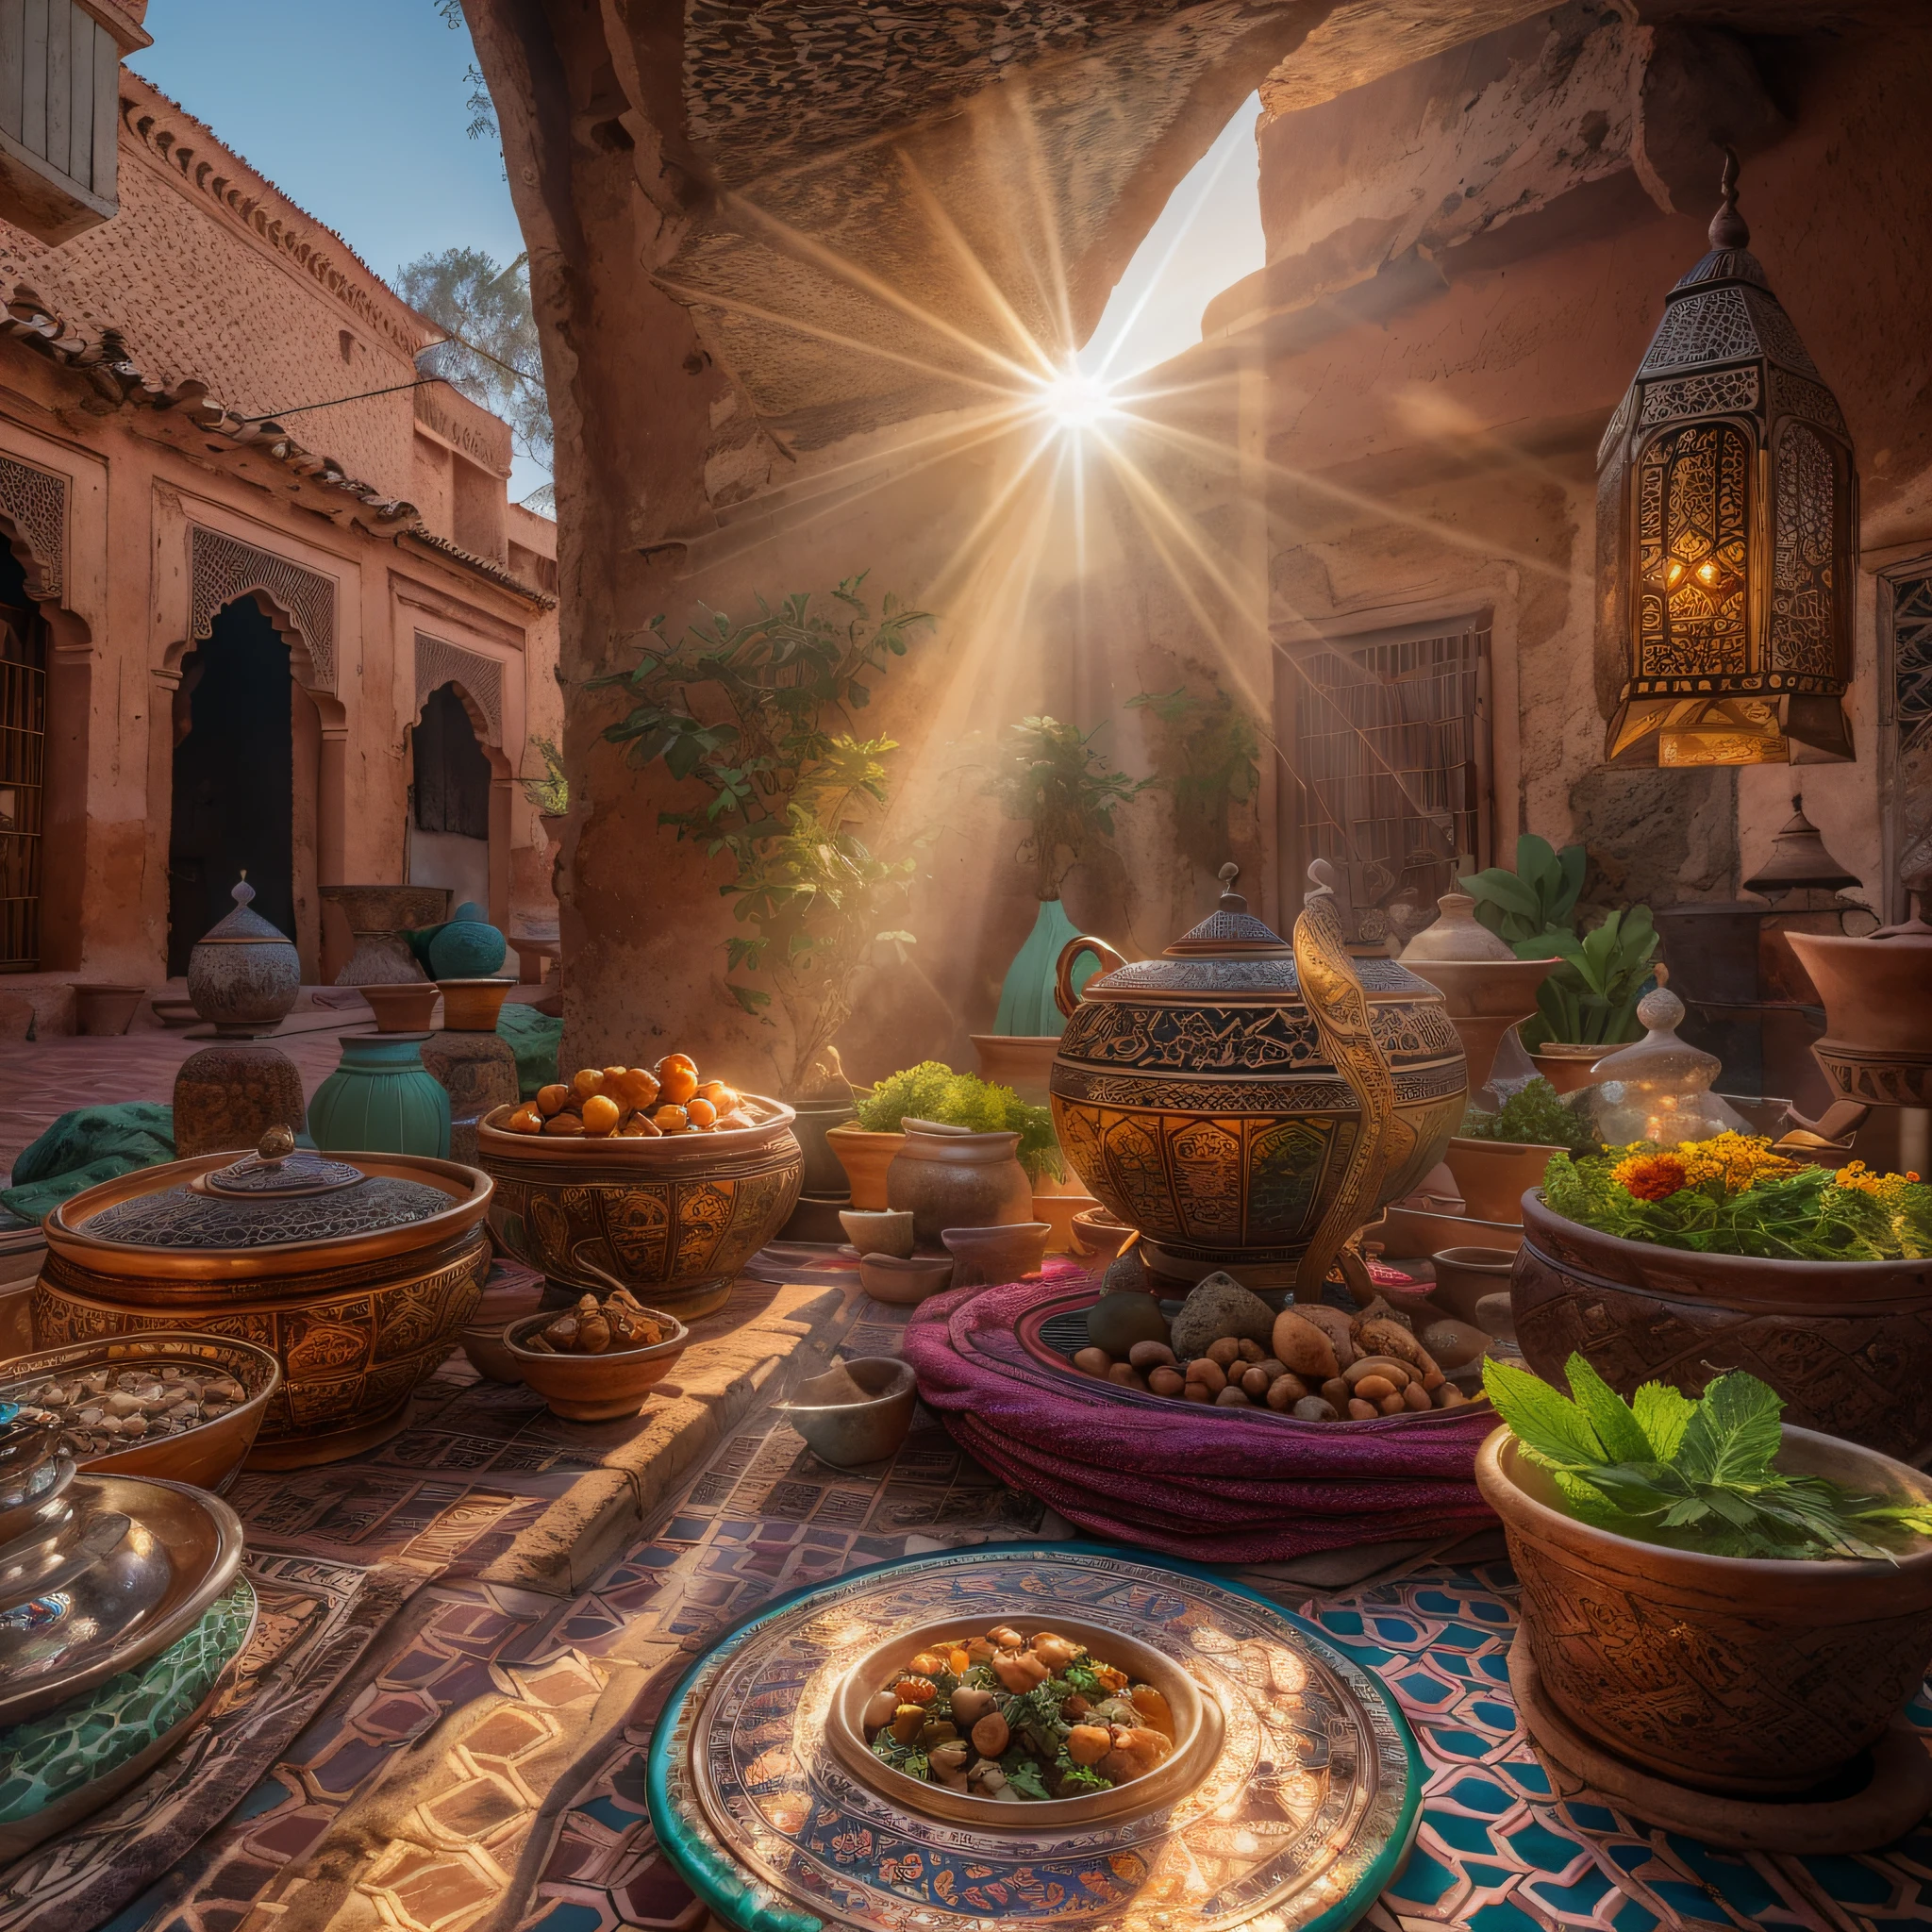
[58,1127,467,1253]
[1080,863,1431,999]
[192,876,296,949]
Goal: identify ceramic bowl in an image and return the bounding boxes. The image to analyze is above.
[150,997,199,1027]
[1429,1245,1518,1324]
[0,1333,281,1491]
[941,1221,1050,1288]
[1070,1204,1136,1259]
[779,1357,917,1467]
[1034,1191,1100,1254]
[478,1098,804,1320]
[1376,1202,1523,1260]
[858,1252,954,1307]
[826,1612,1223,1825]
[503,1306,690,1421]
[361,981,441,1032]
[439,976,515,1032]
[839,1208,916,1260]
[458,1267,549,1385]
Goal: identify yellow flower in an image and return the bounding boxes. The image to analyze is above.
[1832,1159,1922,1204]
[1674,1132,1800,1193]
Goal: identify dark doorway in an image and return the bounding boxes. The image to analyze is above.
[169,600,295,974]
[408,681,493,917]
[0,543,46,972]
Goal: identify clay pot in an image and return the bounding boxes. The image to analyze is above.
[308,1034,452,1159]
[1513,1190,1932,1461]
[1530,1044,1605,1094]
[1034,1189,1100,1254]
[887,1122,1033,1245]
[779,1357,917,1467]
[71,984,144,1037]
[825,1125,904,1209]
[1428,1244,1517,1324]
[321,885,449,986]
[437,976,514,1032]
[458,1268,547,1385]
[1476,1425,1932,1795]
[1786,929,1932,1108]
[1442,1136,1563,1224]
[791,1098,859,1198]
[361,982,441,1032]
[857,1253,954,1306]
[503,1306,689,1422]
[839,1208,915,1259]
[1402,899,1558,1087]
[171,1040,305,1158]
[969,1033,1060,1105]
[187,881,302,1038]
[941,1220,1051,1287]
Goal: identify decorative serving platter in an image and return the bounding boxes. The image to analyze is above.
[647,1542,1421,1932]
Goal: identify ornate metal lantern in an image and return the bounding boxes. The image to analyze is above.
[1597,155,1857,768]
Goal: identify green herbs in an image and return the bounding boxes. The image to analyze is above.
[1004,1758,1051,1800]
[1484,1353,1932,1560]
[852,1061,1063,1182]
[990,715,1150,903]
[1458,1077,1597,1153]
[1054,1751,1113,1793]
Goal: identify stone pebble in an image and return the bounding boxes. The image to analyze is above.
[4,1364,245,1460]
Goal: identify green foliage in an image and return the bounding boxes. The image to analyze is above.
[1458,1076,1597,1153]
[1484,1353,1932,1560]
[1053,1751,1114,1793]
[1544,1151,1932,1261]
[852,1061,1062,1180]
[398,245,550,506]
[991,716,1151,901]
[591,577,934,1096]
[1458,834,1657,1049]
[1003,1758,1050,1800]
[1125,684,1260,870]
[519,735,568,815]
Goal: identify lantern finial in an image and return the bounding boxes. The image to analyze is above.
[1708,147,1749,251]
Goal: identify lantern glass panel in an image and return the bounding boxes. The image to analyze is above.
[1636,420,1752,680]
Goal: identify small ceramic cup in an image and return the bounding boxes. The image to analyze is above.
[779,1358,916,1468]
[1429,1246,1517,1325]
[941,1221,1051,1288]
[838,1208,917,1260]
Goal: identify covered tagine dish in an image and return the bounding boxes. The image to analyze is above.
[34,1127,491,1466]
[1051,862,1467,1288]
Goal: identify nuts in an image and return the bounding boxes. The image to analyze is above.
[527,1289,664,1357]
[5,1361,249,1460]
[1073,1347,1112,1378]
[1205,1338,1243,1369]
[1270,1310,1340,1381]
[1185,1357,1226,1395]
[1127,1341,1176,1371]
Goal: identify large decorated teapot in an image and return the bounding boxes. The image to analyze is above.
[1050,862,1467,1290]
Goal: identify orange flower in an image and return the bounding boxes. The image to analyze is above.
[1613,1152,1688,1202]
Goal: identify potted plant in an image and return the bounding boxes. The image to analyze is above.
[1459,835,1659,1091]
[973,715,1147,1102]
[829,1061,1061,1214]
[1124,680,1260,880]
[1446,1076,1596,1223]
[1477,1352,1932,1818]
[594,576,932,1189]
[1513,1134,1932,1461]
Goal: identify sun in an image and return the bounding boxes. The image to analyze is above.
[1037,367,1118,432]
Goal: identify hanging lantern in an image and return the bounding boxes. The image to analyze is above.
[1597,152,1857,768]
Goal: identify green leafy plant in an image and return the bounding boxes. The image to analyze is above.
[991,716,1150,901]
[519,734,568,815]
[852,1060,1062,1180]
[1458,834,1657,1049]
[1125,684,1260,870]
[1458,1076,1598,1153]
[591,576,934,1096]
[1484,1352,1932,1560]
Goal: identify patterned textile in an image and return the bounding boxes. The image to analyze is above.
[906,1277,1495,1560]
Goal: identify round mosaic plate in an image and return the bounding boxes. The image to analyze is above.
[646,1542,1421,1932]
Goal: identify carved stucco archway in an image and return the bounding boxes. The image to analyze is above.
[410,631,513,928]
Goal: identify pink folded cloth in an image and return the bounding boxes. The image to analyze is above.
[905,1276,1495,1561]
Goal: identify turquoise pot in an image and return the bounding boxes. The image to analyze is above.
[427,902,508,979]
[993,899,1101,1038]
[308,1033,452,1159]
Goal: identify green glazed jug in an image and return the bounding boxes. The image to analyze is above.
[307,1033,452,1159]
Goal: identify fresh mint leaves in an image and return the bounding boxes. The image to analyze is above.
[1483,1353,1932,1561]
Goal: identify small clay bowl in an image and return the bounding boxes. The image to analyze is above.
[0,1333,281,1492]
[440,977,515,1032]
[361,981,441,1032]
[858,1252,954,1306]
[839,1208,916,1260]
[1070,1205,1135,1259]
[941,1221,1050,1288]
[503,1307,690,1421]
[459,1269,549,1384]
[150,997,199,1027]
[778,1357,916,1467]
[1034,1191,1100,1254]
[1430,1246,1518,1324]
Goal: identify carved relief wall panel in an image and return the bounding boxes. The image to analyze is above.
[189,525,337,690]
[413,632,503,746]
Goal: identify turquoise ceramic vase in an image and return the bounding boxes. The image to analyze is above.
[307,1033,452,1158]
[426,901,508,980]
[993,899,1101,1037]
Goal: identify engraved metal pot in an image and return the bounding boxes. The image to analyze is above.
[33,1132,491,1467]
[1049,865,1466,1289]
[186,878,301,1037]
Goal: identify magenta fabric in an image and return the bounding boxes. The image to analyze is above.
[904,1276,1497,1561]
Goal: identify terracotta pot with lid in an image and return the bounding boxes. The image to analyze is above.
[1049,862,1467,1289]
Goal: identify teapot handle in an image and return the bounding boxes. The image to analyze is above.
[1054,936,1126,1019]
[1291,876,1415,1295]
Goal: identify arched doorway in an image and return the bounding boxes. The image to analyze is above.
[168,599,298,974]
[0,542,45,973]
[408,681,492,914]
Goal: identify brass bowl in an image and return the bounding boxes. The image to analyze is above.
[825,1613,1223,1826]
[0,1333,281,1491]
[478,1099,805,1319]
[34,1152,492,1467]
[503,1306,690,1421]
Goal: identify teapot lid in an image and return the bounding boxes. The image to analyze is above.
[195,875,293,948]
[1162,865,1293,958]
